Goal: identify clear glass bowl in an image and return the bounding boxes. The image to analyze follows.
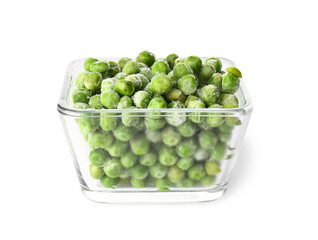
[57,57,253,203]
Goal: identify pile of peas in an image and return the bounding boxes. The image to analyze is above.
[72,51,243,190]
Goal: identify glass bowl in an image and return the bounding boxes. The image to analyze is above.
[57,57,253,203]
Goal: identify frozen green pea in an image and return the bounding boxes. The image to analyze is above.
[188,164,205,181]
[206,104,225,127]
[72,88,92,104]
[151,60,170,75]
[225,116,242,126]
[162,126,182,146]
[145,117,165,130]
[194,147,210,161]
[148,97,167,108]
[136,62,148,69]
[139,68,152,80]
[90,61,110,73]
[130,135,150,155]
[76,115,100,134]
[125,74,142,91]
[144,82,155,96]
[165,101,187,126]
[184,56,202,74]
[198,63,216,86]
[119,168,130,179]
[88,129,113,149]
[122,61,139,75]
[226,66,242,78]
[188,100,206,123]
[100,90,120,109]
[208,73,223,89]
[118,57,132,70]
[205,161,221,175]
[84,58,98,71]
[184,95,200,107]
[120,151,138,168]
[177,157,194,170]
[176,119,197,137]
[145,129,162,143]
[219,131,232,142]
[168,71,177,87]
[89,164,105,179]
[117,96,132,109]
[173,63,193,79]
[177,178,194,188]
[166,89,186,103]
[155,177,173,189]
[139,152,157,167]
[151,73,172,94]
[89,148,108,166]
[104,158,122,178]
[199,130,218,150]
[150,163,167,179]
[100,175,119,188]
[200,175,216,187]
[177,74,197,95]
[88,95,103,109]
[73,102,89,109]
[159,145,178,166]
[76,72,89,89]
[220,93,239,108]
[132,91,151,108]
[112,123,133,142]
[131,178,147,188]
[101,78,115,92]
[167,165,185,183]
[129,164,149,179]
[166,53,179,69]
[122,107,139,127]
[198,121,212,130]
[219,123,234,133]
[211,141,227,161]
[108,140,128,157]
[176,138,197,157]
[134,120,146,132]
[100,113,118,131]
[222,73,240,93]
[197,85,220,106]
[205,57,222,73]
[136,73,149,89]
[114,72,128,80]
[107,61,120,77]
[136,50,156,67]
[114,79,135,96]
[119,177,130,185]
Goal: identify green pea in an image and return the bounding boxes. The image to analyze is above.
[104,158,122,178]
[84,58,98,71]
[184,56,202,74]
[188,100,206,123]
[134,120,146,132]
[176,138,197,157]
[72,88,92,104]
[89,148,108,166]
[198,63,216,86]
[76,72,89,89]
[198,121,212,130]
[120,151,138,168]
[206,104,225,127]
[125,74,142,91]
[184,95,200,107]
[162,126,182,146]
[101,78,115,92]
[118,57,132,70]
[88,129,113,149]
[148,97,167,108]
[131,178,147,188]
[136,73,149,89]
[174,57,183,65]
[76,115,100,134]
[176,119,197,137]
[155,177,173,189]
[139,67,153,81]
[197,85,220,106]
[114,79,135,96]
[200,175,216,187]
[219,123,234,133]
[100,90,120,109]
[129,164,149,179]
[149,163,167,179]
[100,175,119,188]
[173,63,193,80]
[166,53,179,69]
[107,61,120,77]
[177,74,197,95]
[117,96,133,109]
[222,73,240,93]
[90,61,110,73]
[144,82,155,96]
[145,117,165,130]
[188,164,205,181]
[167,165,185,183]
[145,129,162,143]
[132,91,151,108]
[151,73,172,94]
[130,135,150,155]
[226,66,242,78]
[100,113,118,131]
[198,130,218,150]
[168,71,177,87]
[219,131,232,142]
[165,101,187,127]
[119,177,130,185]
[122,61,139,75]
[205,161,221,175]
[136,50,156,67]
[159,145,178,166]
[122,106,140,127]
[119,169,130,179]
[211,141,227,161]
[136,62,148,69]
[194,147,210,161]
[220,93,239,108]
[152,60,170,75]
[166,89,186,103]
[177,178,194,188]
[208,73,223,89]
[88,94,103,109]
[139,152,157,167]
[205,57,222,73]
[177,157,194,170]
[114,72,128,80]
[112,123,133,142]
[108,140,128,157]
[225,116,242,126]
[89,164,105,179]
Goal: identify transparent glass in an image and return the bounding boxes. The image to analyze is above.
[57,57,253,203]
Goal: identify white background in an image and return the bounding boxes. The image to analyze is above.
[1,0,317,239]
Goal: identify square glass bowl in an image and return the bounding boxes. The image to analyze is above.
[57,57,253,203]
